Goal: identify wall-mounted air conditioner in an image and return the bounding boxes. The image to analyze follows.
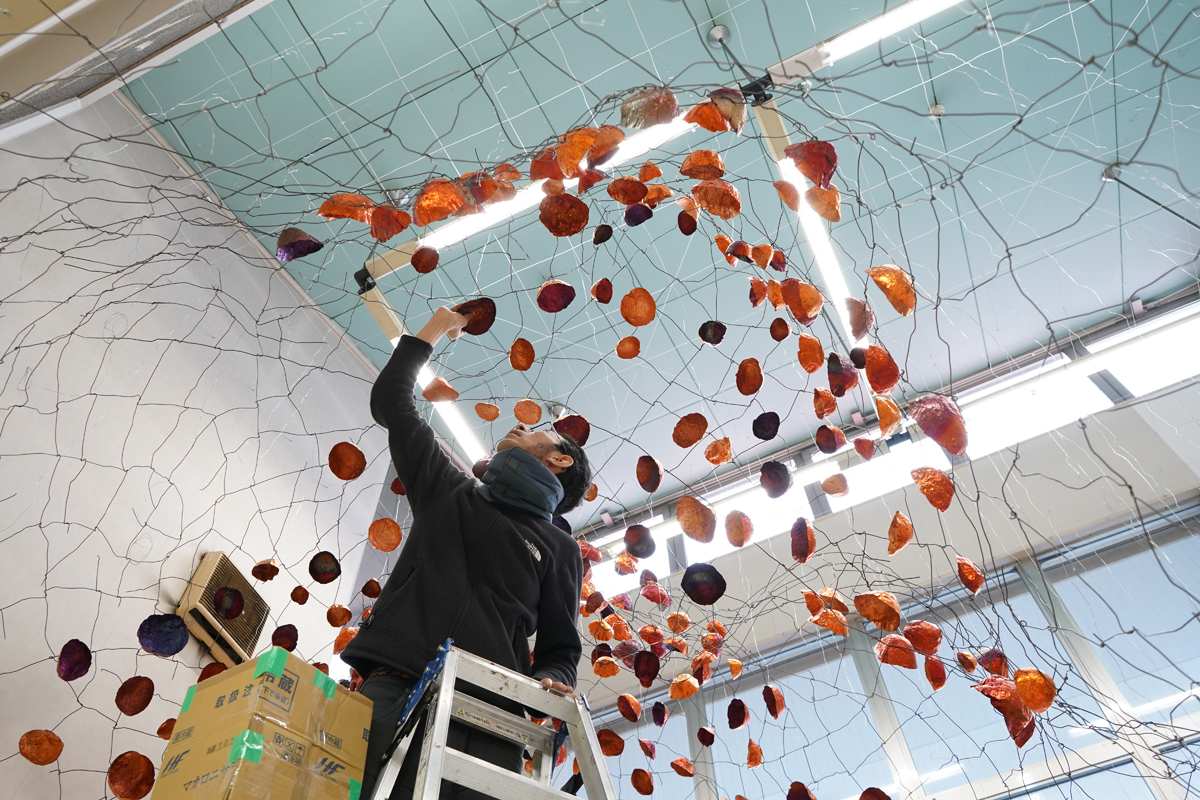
[176,552,269,667]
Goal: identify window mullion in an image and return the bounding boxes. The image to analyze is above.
[846,618,928,800]
[1015,558,1188,800]
[681,686,719,800]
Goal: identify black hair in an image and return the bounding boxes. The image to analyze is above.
[553,433,592,515]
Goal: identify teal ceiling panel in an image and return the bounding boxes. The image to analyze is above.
[117,0,1200,528]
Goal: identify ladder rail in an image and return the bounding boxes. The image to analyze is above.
[412,647,461,800]
[370,734,411,800]
[533,730,555,785]
[564,697,620,800]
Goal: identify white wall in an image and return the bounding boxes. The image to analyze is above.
[0,96,389,797]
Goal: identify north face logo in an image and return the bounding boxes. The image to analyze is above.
[524,539,541,561]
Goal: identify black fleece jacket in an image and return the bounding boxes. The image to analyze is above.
[341,336,584,694]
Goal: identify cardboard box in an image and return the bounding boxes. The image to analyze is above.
[152,647,373,800]
[173,647,372,768]
[154,715,361,800]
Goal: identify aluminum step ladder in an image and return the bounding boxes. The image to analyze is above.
[367,639,619,800]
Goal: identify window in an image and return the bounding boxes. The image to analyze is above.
[826,436,949,515]
[704,644,893,800]
[879,584,1108,795]
[1085,306,1200,397]
[680,484,815,566]
[1159,740,1200,796]
[576,697,691,800]
[589,536,674,599]
[1048,527,1200,731]
[1004,760,1156,799]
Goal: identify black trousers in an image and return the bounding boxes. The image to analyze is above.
[359,673,523,800]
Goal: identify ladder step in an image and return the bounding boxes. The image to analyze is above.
[441,748,575,800]
[450,690,556,751]
[454,651,580,721]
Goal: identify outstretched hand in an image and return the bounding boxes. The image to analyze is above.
[540,677,574,695]
[415,307,470,346]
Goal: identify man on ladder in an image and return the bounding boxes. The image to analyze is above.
[342,306,593,800]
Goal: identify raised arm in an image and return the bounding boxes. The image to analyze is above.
[369,308,473,510]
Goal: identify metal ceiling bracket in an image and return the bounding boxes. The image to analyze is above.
[707,24,730,48]
[354,267,376,295]
[708,24,774,104]
[739,74,775,106]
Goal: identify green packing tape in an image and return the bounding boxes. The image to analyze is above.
[181,684,197,714]
[227,729,264,765]
[348,779,362,800]
[312,669,337,700]
[253,647,290,680]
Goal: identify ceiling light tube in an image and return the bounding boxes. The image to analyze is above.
[430,397,489,464]
[390,338,490,464]
[420,178,565,251]
[606,117,694,165]
[412,117,695,254]
[823,0,963,64]
[374,115,700,266]
[777,158,862,346]
[593,300,1199,569]
[767,0,964,85]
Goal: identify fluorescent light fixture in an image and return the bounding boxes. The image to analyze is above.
[777,158,862,345]
[432,397,490,464]
[391,0,967,261]
[390,337,489,464]
[1131,687,1200,718]
[823,0,964,64]
[419,181,555,251]
[589,528,626,549]
[591,513,664,550]
[1085,300,1200,353]
[416,117,694,252]
[958,367,1114,461]
[916,764,964,784]
[1083,306,1200,397]
[765,0,971,334]
[605,117,694,164]
[826,437,948,514]
[590,537,673,597]
[768,0,965,85]
[956,355,1069,405]
[414,363,434,387]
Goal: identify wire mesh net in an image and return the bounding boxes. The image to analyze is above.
[2,1,1199,799]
